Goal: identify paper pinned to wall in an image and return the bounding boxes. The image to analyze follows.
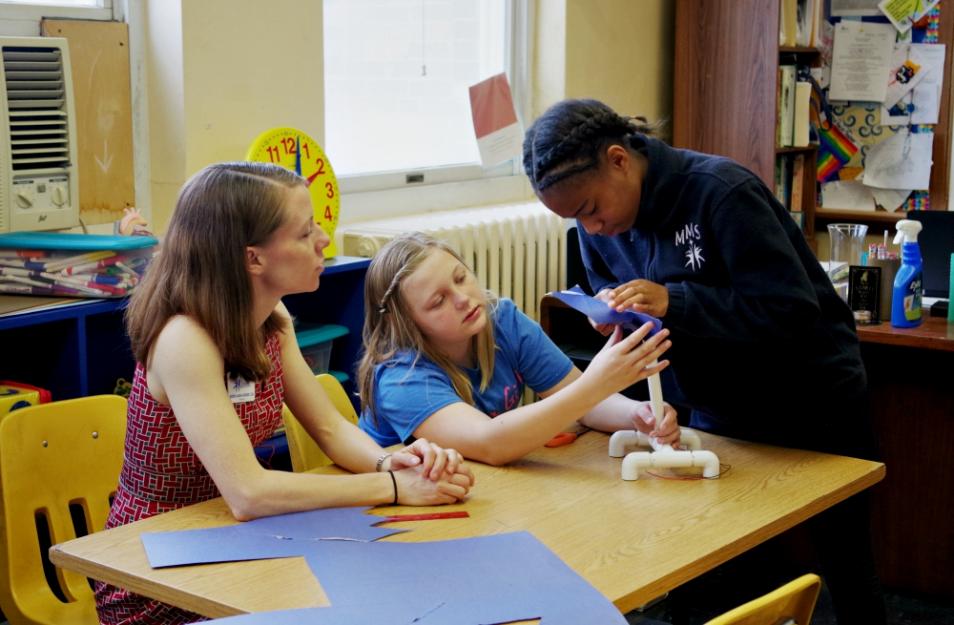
[881,44,946,124]
[878,0,940,33]
[821,180,877,210]
[883,49,929,108]
[862,129,934,189]
[468,73,523,168]
[871,187,913,211]
[829,21,896,102]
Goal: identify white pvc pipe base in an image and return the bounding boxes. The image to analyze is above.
[608,428,720,481]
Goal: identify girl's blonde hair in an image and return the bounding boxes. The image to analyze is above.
[126,161,304,380]
[358,232,497,424]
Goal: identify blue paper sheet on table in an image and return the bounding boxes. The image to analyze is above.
[196,532,626,625]
[141,506,404,568]
[548,285,663,336]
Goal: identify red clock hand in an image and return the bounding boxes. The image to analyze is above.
[306,170,322,188]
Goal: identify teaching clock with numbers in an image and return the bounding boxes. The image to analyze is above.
[246,127,340,258]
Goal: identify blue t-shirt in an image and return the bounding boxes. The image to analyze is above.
[358,298,574,446]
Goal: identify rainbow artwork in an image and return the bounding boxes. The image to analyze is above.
[816,122,858,182]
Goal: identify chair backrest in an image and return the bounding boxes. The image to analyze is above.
[0,394,127,625]
[704,573,822,625]
[283,374,358,472]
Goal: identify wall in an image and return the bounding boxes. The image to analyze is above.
[141,0,184,234]
[144,0,323,230]
[0,0,673,232]
[534,1,673,130]
[564,0,673,129]
[144,0,675,231]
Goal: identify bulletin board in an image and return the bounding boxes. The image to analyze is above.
[819,4,954,211]
[40,19,136,225]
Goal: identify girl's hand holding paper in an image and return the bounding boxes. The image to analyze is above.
[549,285,664,335]
[583,324,671,398]
[607,279,669,318]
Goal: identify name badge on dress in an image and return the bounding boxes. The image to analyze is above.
[227,373,256,404]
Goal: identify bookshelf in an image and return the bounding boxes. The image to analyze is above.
[673,0,954,246]
[0,257,371,408]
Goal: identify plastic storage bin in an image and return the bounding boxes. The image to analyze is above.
[0,381,51,416]
[296,324,348,374]
[0,232,157,298]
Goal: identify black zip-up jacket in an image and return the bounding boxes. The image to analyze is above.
[579,135,867,453]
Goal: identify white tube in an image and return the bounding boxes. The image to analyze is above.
[621,452,653,480]
[608,430,650,457]
[695,450,721,478]
[609,427,701,456]
[679,428,702,450]
[620,449,721,481]
[647,368,664,426]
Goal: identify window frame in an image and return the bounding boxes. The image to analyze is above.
[0,0,114,24]
[335,0,534,213]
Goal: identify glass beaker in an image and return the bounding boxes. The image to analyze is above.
[827,223,868,299]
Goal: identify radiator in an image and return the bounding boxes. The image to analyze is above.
[339,202,566,321]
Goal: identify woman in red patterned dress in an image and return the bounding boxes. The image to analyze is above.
[95,162,474,625]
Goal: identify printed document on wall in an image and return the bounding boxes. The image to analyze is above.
[829,21,896,102]
[862,129,933,190]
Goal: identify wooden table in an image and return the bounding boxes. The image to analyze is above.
[50,431,884,619]
[856,314,954,352]
[856,315,954,597]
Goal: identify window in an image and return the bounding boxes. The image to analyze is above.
[323,0,530,206]
[0,0,113,25]
[1,0,104,6]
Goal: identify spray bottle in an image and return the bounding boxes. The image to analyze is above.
[891,219,923,328]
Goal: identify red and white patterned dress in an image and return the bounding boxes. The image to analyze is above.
[95,334,285,625]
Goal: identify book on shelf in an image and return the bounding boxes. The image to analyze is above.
[793,81,812,147]
[774,155,792,209]
[778,64,796,147]
[790,153,806,212]
[780,0,797,46]
[775,152,810,231]
[781,0,822,47]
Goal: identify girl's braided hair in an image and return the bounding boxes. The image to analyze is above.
[522,98,654,192]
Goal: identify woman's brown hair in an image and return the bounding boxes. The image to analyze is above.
[126,161,305,380]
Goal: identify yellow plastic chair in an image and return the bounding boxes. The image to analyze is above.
[704,573,822,625]
[0,395,127,625]
[283,373,359,472]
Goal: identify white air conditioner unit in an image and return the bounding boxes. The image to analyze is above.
[0,36,79,233]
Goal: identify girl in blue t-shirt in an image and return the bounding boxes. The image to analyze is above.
[357,232,678,466]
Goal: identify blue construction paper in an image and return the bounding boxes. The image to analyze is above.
[549,285,662,336]
[142,528,309,568]
[199,533,624,624]
[146,511,626,624]
[197,603,447,624]
[142,507,403,569]
[298,532,625,625]
[236,507,402,542]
